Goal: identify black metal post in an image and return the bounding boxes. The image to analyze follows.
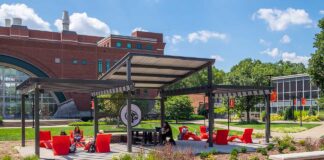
[34,87,40,157]
[264,93,271,143]
[160,92,165,128]
[227,97,230,131]
[32,94,34,128]
[93,97,99,139]
[126,57,132,152]
[21,94,26,147]
[207,65,214,147]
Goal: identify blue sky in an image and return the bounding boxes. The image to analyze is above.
[0,0,323,72]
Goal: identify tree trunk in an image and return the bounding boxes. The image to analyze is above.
[117,116,120,127]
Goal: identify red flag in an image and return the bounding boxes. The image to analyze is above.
[229,98,235,108]
[270,91,277,102]
[301,98,307,106]
[91,100,94,109]
[293,99,297,106]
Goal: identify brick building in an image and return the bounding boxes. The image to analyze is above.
[0,14,165,119]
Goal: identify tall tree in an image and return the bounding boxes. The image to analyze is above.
[308,18,324,95]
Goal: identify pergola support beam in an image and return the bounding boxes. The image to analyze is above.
[93,96,99,140]
[126,57,132,152]
[265,93,271,143]
[207,65,214,147]
[34,87,40,157]
[21,94,26,147]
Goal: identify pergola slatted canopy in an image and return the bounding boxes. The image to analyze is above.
[16,77,133,95]
[162,85,272,97]
[99,53,215,88]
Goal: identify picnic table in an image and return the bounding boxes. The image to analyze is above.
[132,128,160,146]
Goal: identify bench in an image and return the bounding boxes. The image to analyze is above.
[269,151,324,160]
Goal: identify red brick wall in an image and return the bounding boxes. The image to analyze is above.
[0,26,164,111]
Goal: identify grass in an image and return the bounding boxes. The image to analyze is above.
[0,121,242,141]
[216,121,320,133]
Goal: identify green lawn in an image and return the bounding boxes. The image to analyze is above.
[216,121,320,133]
[0,122,242,141]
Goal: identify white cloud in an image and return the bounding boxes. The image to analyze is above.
[132,27,148,32]
[111,30,120,35]
[55,12,110,36]
[282,52,310,65]
[259,38,271,46]
[0,3,50,30]
[188,30,227,43]
[253,8,312,31]
[167,35,183,44]
[211,54,224,62]
[280,34,291,44]
[261,48,280,58]
[320,10,324,15]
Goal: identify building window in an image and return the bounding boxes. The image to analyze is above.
[136,43,142,49]
[135,89,141,96]
[72,59,78,64]
[126,43,132,49]
[81,59,87,65]
[116,41,122,48]
[54,58,61,64]
[143,89,148,96]
[146,44,153,50]
[106,59,110,71]
[98,59,102,73]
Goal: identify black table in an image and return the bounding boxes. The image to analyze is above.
[131,128,160,146]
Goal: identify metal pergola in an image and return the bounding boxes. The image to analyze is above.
[99,53,274,151]
[17,53,274,157]
[16,77,133,156]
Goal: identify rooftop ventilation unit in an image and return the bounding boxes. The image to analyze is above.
[12,18,22,26]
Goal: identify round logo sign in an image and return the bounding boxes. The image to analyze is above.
[120,104,142,127]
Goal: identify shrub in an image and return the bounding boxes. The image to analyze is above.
[308,109,317,116]
[230,148,239,160]
[304,138,316,151]
[289,145,296,151]
[270,114,284,121]
[1,155,12,160]
[0,116,3,125]
[278,145,285,153]
[23,155,39,160]
[210,148,218,155]
[256,148,267,156]
[260,111,266,121]
[214,106,227,115]
[284,108,294,120]
[239,119,259,124]
[249,156,260,160]
[199,152,209,159]
[188,114,205,120]
[277,109,284,116]
[266,143,275,151]
[112,154,132,160]
[240,147,247,153]
[298,139,306,146]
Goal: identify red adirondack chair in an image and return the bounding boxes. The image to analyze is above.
[39,130,51,148]
[213,130,229,145]
[200,126,208,139]
[228,128,253,143]
[69,130,85,147]
[52,136,70,155]
[96,134,111,153]
[178,126,201,141]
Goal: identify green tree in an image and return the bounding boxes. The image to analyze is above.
[164,95,193,123]
[98,93,126,126]
[308,18,324,95]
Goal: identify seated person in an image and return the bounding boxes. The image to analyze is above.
[60,130,67,136]
[98,130,104,134]
[73,126,82,142]
[161,122,176,145]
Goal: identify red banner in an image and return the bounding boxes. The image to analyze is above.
[293,99,297,106]
[229,98,235,108]
[91,100,94,109]
[270,91,277,102]
[301,98,307,106]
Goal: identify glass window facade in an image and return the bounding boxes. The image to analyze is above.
[72,59,78,64]
[116,42,122,48]
[271,75,320,113]
[105,59,110,71]
[136,43,142,49]
[146,44,153,50]
[0,66,58,119]
[126,43,132,49]
[81,59,87,65]
[98,59,103,73]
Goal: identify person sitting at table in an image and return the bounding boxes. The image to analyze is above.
[161,122,176,145]
[73,126,82,142]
